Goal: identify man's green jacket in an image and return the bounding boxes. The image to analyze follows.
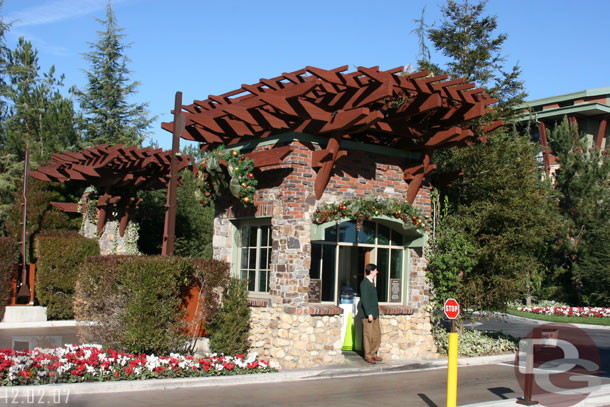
[359,277,379,319]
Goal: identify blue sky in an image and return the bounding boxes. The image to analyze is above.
[3,0,610,150]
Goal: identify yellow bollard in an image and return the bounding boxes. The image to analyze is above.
[447,332,459,407]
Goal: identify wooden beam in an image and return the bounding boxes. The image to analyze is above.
[313,136,346,199]
[246,146,293,168]
[538,121,551,174]
[596,118,607,149]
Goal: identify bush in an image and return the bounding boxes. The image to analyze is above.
[75,256,230,355]
[207,278,250,356]
[34,231,99,319]
[432,325,518,357]
[0,237,17,320]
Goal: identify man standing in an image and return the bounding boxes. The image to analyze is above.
[359,263,382,364]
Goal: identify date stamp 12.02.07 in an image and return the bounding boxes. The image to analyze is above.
[1,388,70,406]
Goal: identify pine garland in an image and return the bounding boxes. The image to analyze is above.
[313,197,429,231]
[197,146,258,206]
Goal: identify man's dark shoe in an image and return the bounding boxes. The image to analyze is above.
[365,358,376,364]
[373,356,382,361]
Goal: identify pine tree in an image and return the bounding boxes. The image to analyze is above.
[420,0,561,310]
[76,2,153,147]
[548,117,610,306]
[3,38,79,163]
[417,0,526,118]
[0,36,79,236]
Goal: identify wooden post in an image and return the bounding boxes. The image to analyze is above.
[162,91,185,256]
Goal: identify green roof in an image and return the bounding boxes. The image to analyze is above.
[517,87,610,110]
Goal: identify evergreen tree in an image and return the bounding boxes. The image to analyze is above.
[417,0,526,118]
[76,2,153,147]
[419,0,561,310]
[428,134,562,310]
[0,36,79,236]
[3,38,79,163]
[548,117,610,306]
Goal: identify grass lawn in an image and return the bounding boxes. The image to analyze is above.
[507,309,610,326]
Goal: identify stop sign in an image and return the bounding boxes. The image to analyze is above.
[444,298,460,319]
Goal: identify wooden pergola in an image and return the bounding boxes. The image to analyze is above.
[162,65,501,202]
[30,144,192,236]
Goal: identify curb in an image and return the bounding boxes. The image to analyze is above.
[1,353,513,395]
[0,320,79,329]
[490,312,610,331]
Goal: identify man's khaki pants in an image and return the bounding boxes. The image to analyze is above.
[362,317,381,359]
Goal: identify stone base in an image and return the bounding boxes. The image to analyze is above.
[2,306,48,323]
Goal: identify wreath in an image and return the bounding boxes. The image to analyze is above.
[197,146,258,206]
[313,197,429,231]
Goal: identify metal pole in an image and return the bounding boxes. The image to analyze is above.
[17,148,31,300]
[162,91,185,256]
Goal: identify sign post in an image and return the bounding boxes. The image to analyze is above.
[444,298,460,407]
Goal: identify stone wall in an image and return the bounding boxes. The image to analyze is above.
[81,213,139,256]
[379,310,437,360]
[249,306,438,368]
[249,306,344,369]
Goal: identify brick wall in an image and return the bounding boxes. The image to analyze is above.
[212,137,437,367]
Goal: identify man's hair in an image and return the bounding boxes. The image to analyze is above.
[365,263,377,276]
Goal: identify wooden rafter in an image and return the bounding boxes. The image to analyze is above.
[31,144,192,237]
[163,65,499,200]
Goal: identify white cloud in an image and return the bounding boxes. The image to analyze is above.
[5,0,129,27]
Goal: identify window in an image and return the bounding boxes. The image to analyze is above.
[239,223,271,293]
[310,220,408,303]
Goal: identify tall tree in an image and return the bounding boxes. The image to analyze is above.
[0,35,79,236]
[76,2,153,147]
[428,134,562,310]
[417,0,526,118]
[420,0,562,311]
[548,118,610,306]
[3,38,79,163]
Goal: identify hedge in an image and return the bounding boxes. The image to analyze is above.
[34,231,100,319]
[0,237,17,320]
[74,256,229,355]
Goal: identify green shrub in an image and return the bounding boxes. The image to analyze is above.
[34,231,99,319]
[432,325,518,357]
[120,256,192,354]
[73,255,127,348]
[207,278,250,356]
[0,237,17,320]
[75,256,230,355]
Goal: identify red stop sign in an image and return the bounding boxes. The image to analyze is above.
[444,298,460,319]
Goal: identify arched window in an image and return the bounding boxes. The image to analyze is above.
[310,219,423,304]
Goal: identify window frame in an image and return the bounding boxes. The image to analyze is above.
[235,219,272,296]
[310,219,414,305]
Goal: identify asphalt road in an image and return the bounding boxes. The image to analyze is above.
[1,363,526,407]
[468,313,610,377]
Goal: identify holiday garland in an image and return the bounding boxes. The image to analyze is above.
[197,146,258,206]
[313,197,429,231]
